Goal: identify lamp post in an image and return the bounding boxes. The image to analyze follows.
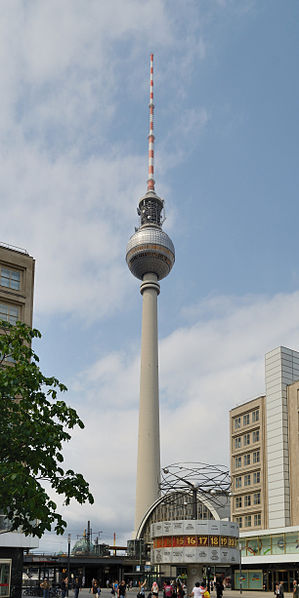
[67,533,71,596]
[238,541,242,595]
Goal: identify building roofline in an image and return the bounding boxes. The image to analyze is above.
[0,241,29,256]
[230,395,265,413]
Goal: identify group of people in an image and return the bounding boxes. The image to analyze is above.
[110,580,128,597]
[275,580,299,598]
[136,578,186,598]
[40,576,81,598]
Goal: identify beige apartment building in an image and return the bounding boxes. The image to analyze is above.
[0,242,35,328]
[230,395,267,532]
[230,347,299,592]
[0,241,37,598]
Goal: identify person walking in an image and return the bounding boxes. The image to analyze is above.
[61,578,68,598]
[293,581,299,598]
[279,583,284,598]
[190,583,201,598]
[152,582,159,598]
[139,581,146,598]
[91,581,99,597]
[176,580,185,598]
[74,578,80,598]
[40,579,51,598]
[118,580,126,598]
[215,580,224,598]
[164,581,174,598]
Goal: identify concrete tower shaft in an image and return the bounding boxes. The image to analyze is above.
[135,272,161,532]
[126,54,175,536]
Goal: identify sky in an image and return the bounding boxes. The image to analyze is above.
[1,0,299,553]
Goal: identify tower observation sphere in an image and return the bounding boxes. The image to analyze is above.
[126,54,175,536]
[126,190,175,280]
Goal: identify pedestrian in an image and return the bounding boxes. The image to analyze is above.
[91,581,99,596]
[274,583,281,597]
[61,578,68,598]
[293,581,299,598]
[164,581,174,598]
[279,583,284,598]
[215,580,224,598]
[113,581,119,596]
[118,580,126,598]
[189,583,201,598]
[152,582,159,598]
[176,580,185,598]
[74,578,80,598]
[97,586,102,598]
[40,579,51,598]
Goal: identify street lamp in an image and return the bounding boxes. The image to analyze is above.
[67,533,71,596]
[238,541,242,595]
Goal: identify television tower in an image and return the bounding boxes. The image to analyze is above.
[126,54,175,535]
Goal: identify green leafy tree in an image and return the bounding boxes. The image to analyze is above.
[0,321,94,537]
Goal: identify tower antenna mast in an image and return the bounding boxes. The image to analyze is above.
[147,53,155,192]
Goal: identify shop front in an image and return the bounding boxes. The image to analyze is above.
[233,526,299,591]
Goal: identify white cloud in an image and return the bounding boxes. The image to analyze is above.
[0,0,210,323]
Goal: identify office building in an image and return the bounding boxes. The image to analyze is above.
[230,347,299,591]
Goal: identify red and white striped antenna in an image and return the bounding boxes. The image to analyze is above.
[147,53,155,191]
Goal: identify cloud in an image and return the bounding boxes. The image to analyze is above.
[0,0,210,324]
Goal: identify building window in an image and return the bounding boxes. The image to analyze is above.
[244,474,251,486]
[235,516,242,528]
[235,456,242,469]
[252,409,259,423]
[236,476,242,489]
[244,433,250,446]
[0,303,19,325]
[244,494,251,507]
[254,492,261,505]
[254,513,261,526]
[252,430,260,443]
[244,454,250,466]
[244,515,252,527]
[253,471,260,484]
[0,267,21,291]
[0,559,11,598]
[235,496,242,509]
[234,437,241,449]
[253,450,260,463]
[243,413,250,426]
[234,417,241,430]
